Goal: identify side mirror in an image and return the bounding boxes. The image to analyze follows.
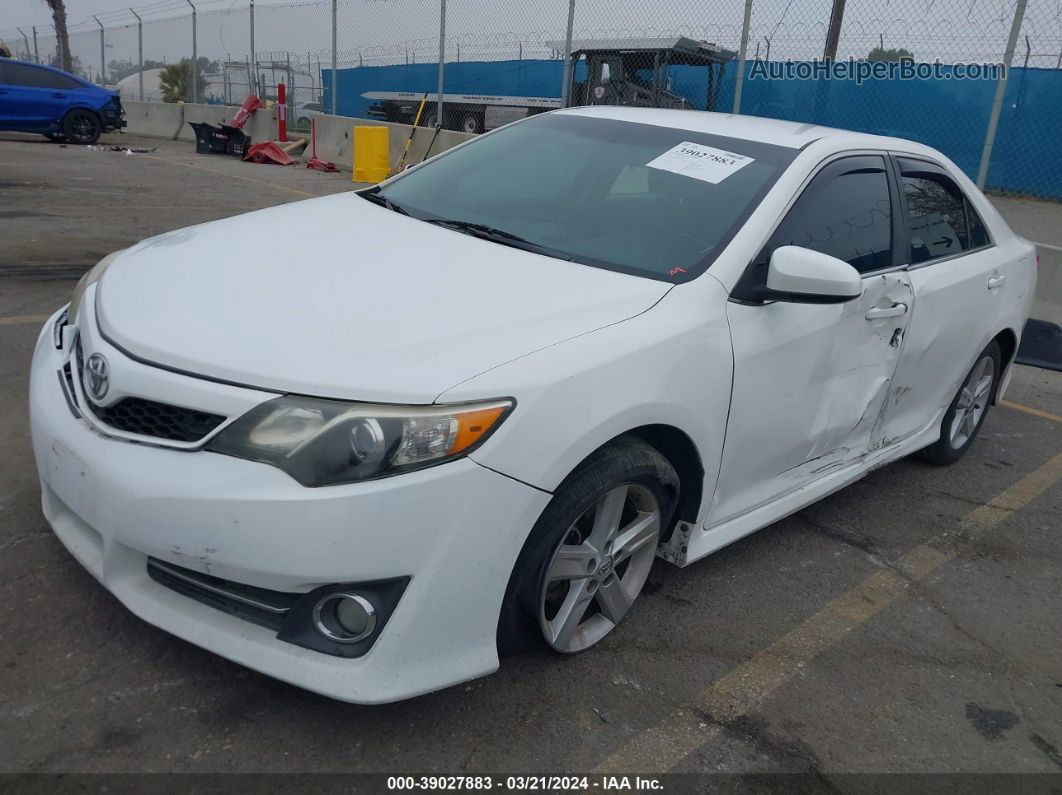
[763,245,863,304]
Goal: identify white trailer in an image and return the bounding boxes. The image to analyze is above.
[363,91,561,134]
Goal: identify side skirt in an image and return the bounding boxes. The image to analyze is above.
[660,421,941,568]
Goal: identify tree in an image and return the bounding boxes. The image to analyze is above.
[43,0,72,73]
[867,46,914,62]
[108,57,217,84]
[159,61,207,103]
[48,52,84,77]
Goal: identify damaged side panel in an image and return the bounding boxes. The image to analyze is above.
[701,271,913,534]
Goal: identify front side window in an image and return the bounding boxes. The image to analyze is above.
[763,155,894,274]
[53,73,84,89]
[898,158,990,264]
[374,113,798,281]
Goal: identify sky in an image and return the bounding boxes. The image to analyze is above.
[7,0,157,31]
[4,0,1060,72]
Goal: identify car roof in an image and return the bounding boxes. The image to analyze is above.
[4,58,89,83]
[555,105,933,154]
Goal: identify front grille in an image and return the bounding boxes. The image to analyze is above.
[73,337,225,443]
[85,396,225,443]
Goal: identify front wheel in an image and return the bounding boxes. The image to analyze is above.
[62,109,102,145]
[498,438,678,655]
[916,340,1001,465]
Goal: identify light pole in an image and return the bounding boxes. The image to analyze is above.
[130,8,143,101]
[187,0,198,103]
[436,0,446,128]
[92,17,104,84]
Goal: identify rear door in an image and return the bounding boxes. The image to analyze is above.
[877,156,1006,444]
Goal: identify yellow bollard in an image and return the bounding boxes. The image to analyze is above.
[353,126,390,183]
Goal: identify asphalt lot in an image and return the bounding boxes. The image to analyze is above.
[1,130,1061,778]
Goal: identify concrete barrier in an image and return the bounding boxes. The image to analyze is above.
[123,102,477,173]
[123,100,184,140]
[178,103,234,142]
[310,113,474,175]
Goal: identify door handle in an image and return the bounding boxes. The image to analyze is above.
[51,93,67,99]
[987,275,1005,289]
[865,302,908,320]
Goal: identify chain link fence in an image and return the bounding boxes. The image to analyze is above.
[2,0,1061,197]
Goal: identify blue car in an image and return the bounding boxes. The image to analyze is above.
[0,58,125,145]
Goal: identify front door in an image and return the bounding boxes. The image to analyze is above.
[707,154,913,527]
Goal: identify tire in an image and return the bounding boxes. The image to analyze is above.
[916,340,1001,465]
[419,112,437,129]
[459,113,482,134]
[62,109,102,145]
[297,116,311,129]
[43,132,66,143]
[497,437,679,656]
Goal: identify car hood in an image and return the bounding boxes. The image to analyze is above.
[95,193,671,403]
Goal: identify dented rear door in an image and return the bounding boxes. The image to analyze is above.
[876,156,1008,446]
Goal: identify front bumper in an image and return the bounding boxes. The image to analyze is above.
[29,307,550,703]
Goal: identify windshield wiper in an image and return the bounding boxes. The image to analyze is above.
[424,218,574,261]
[360,190,409,216]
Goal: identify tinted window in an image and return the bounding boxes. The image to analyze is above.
[376,114,797,280]
[898,158,989,263]
[765,155,893,274]
[53,72,83,89]
[6,63,61,89]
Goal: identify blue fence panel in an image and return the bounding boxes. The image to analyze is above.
[325,59,1062,199]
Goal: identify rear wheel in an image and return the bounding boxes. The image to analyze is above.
[62,109,102,145]
[916,340,1000,465]
[459,113,482,134]
[498,438,678,655]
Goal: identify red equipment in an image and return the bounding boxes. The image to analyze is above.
[229,95,262,130]
[243,141,298,166]
[306,118,339,173]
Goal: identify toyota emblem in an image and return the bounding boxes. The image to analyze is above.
[84,353,110,401]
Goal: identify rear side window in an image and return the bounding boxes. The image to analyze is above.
[6,63,61,89]
[898,158,990,264]
[763,155,893,274]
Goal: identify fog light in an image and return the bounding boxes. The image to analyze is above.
[312,593,377,643]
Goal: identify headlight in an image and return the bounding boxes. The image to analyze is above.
[69,249,126,323]
[206,396,513,486]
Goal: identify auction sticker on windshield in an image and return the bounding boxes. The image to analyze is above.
[646,142,754,183]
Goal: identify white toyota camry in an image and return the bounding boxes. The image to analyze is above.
[30,107,1036,703]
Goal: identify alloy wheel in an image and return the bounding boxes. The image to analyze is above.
[949,354,994,449]
[538,483,660,653]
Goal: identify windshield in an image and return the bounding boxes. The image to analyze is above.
[373,113,797,281]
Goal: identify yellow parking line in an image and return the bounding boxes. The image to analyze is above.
[1002,400,1062,424]
[595,450,1062,773]
[0,314,50,326]
[141,154,319,198]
